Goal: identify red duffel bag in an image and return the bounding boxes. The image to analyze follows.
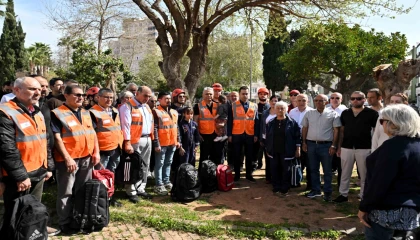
[92,165,115,197]
[216,164,234,192]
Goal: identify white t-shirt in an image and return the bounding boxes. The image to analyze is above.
[0,93,15,103]
[288,106,314,129]
[326,104,347,116]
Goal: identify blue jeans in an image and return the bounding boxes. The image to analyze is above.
[307,141,332,193]
[99,148,121,172]
[364,222,394,240]
[154,145,176,186]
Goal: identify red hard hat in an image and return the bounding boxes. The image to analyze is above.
[212,83,223,91]
[172,88,185,98]
[258,87,269,95]
[86,87,100,96]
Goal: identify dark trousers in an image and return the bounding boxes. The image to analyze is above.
[332,154,342,188]
[232,134,256,178]
[180,144,196,167]
[254,142,264,168]
[199,133,225,166]
[300,149,311,189]
[265,151,271,181]
[0,177,45,234]
[270,152,291,193]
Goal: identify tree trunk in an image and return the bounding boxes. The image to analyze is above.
[159,54,183,90]
[185,39,208,101]
[373,59,420,105]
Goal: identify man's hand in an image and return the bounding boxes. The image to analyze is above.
[124,141,134,154]
[176,143,181,149]
[65,157,78,173]
[17,178,31,192]
[92,152,101,166]
[228,136,232,143]
[179,148,186,156]
[295,148,301,158]
[254,136,258,143]
[302,143,307,152]
[358,210,371,228]
[155,146,161,152]
[45,171,52,181]
[329,147,336,156]
[336,148,341,157]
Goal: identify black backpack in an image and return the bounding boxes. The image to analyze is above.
[115,151,143,185]
[200,160,217,193]
[71,179,109,233]
[5,194,49,240]
[171,163,201,202]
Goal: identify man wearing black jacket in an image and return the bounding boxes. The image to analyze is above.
[0,77,55,235]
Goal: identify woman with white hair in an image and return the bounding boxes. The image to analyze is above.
[359,104,420,240]
[263,101,301,196]
[118,91,134,108]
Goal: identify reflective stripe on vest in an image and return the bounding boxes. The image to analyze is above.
[0,102,48,175]
[52,105,96,161]
[89,105,123,151]
[126,98,154,144]
[232,101,257,135]
[155,106,178,146]
[198,100,218,134]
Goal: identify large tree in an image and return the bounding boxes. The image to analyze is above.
[26,42,52,75]
[263,14,305,92]
[45,0,136,53]
[131,0,410,98]
[0,0,25,83]
[279,23,408,100]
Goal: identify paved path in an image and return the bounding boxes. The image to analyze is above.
[50,222,235,240]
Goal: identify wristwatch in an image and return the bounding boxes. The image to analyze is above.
[330,145,337,149]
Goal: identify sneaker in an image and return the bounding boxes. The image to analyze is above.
[220,136,228,141]
[126,194,139,203]
[246,176,256,183]
[305,191,322,198]
[137,191,153,199]
[323,193,332,202]
[47,226,61,236]
[154,185,168,195]
[333,195,348,203]
[214,136,223,142]
[110,197,123,207]
[164,183,173,191]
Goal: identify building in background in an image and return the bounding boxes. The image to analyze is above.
[109,18,159,73]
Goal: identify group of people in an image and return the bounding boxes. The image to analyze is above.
[0,76,420,239]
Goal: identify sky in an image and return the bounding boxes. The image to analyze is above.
[1,0,420,54]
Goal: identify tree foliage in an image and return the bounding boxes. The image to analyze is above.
[26,42,52,75]
[45,0,137,53]
[0,0,25,83]
[280,23,408,97]
[263,14,306,92]
[130,0,410,98]
[56,39,135,91]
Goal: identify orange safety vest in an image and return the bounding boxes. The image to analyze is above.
[126,98,154,144]
[0,101,48,175]
[52,105,96,161]
[89,104,123,151]
[154,105,178,147]
[198,100,218,134]
[232,100,257,135]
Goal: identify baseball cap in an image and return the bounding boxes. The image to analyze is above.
[289,89,300,95]
[86,87,100,96]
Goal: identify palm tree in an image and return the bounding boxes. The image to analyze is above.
[57,36,74,66]
[26,43,52,75]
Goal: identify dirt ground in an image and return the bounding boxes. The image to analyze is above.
[181,168,362,232]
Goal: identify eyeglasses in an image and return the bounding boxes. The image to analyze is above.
[290,94,298,97]
[330,97,340,100]
[379,119,390,125]
[350,97,364,101]
[100,96,113,99]
[178,95,186,98]
[72,93,86,98]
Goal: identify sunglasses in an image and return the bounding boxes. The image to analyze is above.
[350,97,364,101]
[72,93,86,98]
[330,97,340,100]
[178,95,186,98]
[290,94,298,97]
[379,119,389,125]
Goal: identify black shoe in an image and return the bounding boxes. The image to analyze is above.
[246,176,256,183]
[256,164,262,170]
[333,195,348,203]
[323,193,332,202]
[126,194,139,203]
[59,224,78,236]
[234,175,240,182]
[280,191,289,197]
[138,191,153,199]
[110,198,122,207]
